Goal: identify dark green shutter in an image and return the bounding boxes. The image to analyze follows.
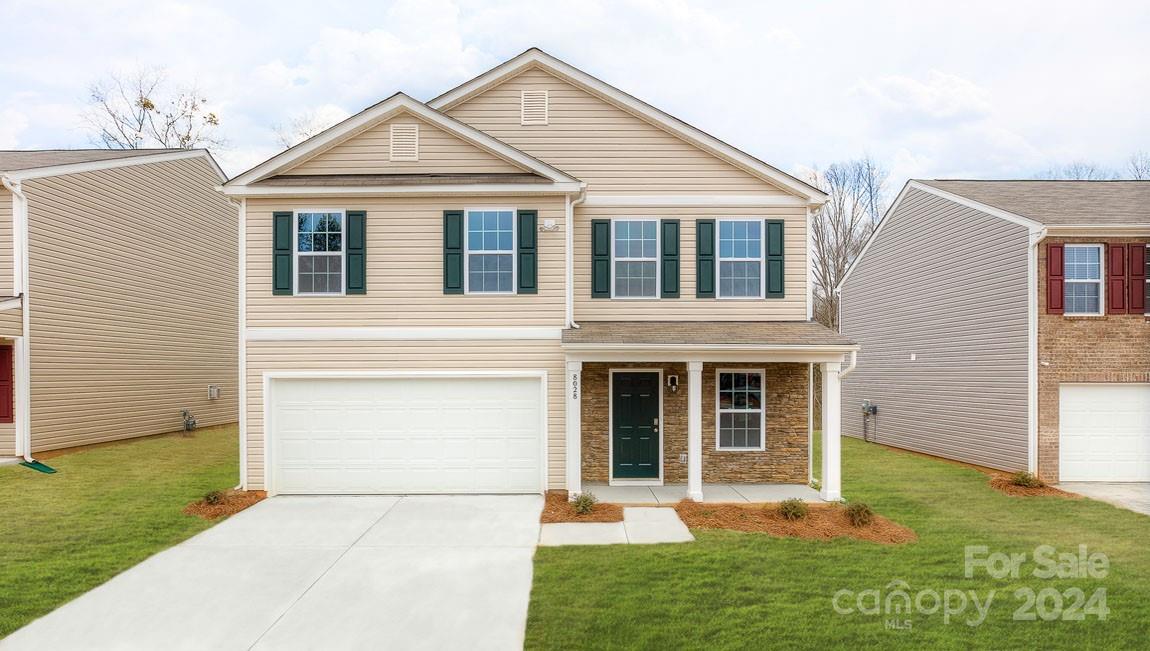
[443,210,464,294]
[660,219,680,298]
[345,210,366,295]
[272,211,293,295]
[591,219,611,298]
[695,219,715,298]
[517,210,538,294]
[765,219,785,298]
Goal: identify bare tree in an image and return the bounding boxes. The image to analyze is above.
[1127,151,1150,180]
[1039,161,1118,180]
[272,110,342,149]
[806,156,889,330]
[84,66,223,149]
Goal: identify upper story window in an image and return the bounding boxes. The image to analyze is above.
[717,370,765,451]
[466,209,515,293]
[718,220,763,298]
[1064,244,1103,315]
[296,211,344,295]
[1144,245,1149,314]
[612,219,658,298]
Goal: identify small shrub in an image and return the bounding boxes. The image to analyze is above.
[204,490,225,506]
[1010,471,1045,488]
[845,502,874,527]
[777,498,809,521]
[572,492,597,515]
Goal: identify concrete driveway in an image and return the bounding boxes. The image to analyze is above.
[1059,483,1150,516]
[2,495,543,651]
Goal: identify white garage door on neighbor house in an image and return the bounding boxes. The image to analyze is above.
[1059,384,1150,482]
[269,375,545,494]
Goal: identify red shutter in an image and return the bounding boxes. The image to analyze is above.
[1107,243,1128,314]
[0,345,12,424]
[1046,243,1064,314]
[1130,244,1147,314]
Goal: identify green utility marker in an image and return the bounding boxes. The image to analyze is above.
[19,460,56,474]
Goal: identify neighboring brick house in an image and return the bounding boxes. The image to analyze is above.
[839,180,1149,483]
[221,49,857,501]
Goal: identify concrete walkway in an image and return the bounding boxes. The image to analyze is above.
[2,495,543,651]
[1060,483,1150,516]
[539,507,694,546]
[583,482,822,504]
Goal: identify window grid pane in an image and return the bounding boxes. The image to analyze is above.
[717,372,763,449]
[613,220,657,297]
[466,210,515,293]
[296,212,344,294]
[1063,245,1103,314]
[718,220,762,298]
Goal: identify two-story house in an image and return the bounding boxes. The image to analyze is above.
[222,49,857,501]
[839,180,1149,483]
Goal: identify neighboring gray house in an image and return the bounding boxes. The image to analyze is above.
[838,180,1149,482]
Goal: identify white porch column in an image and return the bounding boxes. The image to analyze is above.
[565,361,583,498]
[687,361,704,501]
[820,361,843,501]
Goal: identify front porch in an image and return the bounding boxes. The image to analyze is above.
[562,321,858,503]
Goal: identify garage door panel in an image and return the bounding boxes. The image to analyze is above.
[1060,384,1150,482]
[271,376,543,494]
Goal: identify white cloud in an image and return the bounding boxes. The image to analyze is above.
[852,70,992,125]
[0,109,29,149]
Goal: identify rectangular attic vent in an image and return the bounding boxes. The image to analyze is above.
[520,90,549,125]
[389,123,419,161]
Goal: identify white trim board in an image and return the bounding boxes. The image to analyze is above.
[580,195,809,208]
[3,149,226,183]
[226,93,580,188]
[246,326,564,341]
[428,48,826,205]
[220,182,583,197]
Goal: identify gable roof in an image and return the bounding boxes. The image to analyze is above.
[225,93,580,192]
[428,48,826,204]
[918,180,1150,226]
[0,149,225,182]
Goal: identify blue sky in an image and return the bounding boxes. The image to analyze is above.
[1,0,1147,187]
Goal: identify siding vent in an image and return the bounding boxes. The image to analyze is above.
[520,90,549,125]
[389,124,419,161]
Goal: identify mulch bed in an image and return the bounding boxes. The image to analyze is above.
[183,489,267,519]
[540,490,624,523]
[674,500,917,545]
[989,476,1078,499]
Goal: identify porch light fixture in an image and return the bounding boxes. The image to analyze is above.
[667,375,679,393]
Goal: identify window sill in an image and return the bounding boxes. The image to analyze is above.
[714,447,766,452]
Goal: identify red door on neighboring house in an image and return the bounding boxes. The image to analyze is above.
[0,344,13,423]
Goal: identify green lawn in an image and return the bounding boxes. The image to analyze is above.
[0,425,238,636]
[527,437,1150,649]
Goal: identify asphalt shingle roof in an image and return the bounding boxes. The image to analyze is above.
[562,321,856,347]
[0,149,184,174]
[919,180,1150,225]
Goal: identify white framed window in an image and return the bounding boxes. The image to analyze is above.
[717,219,764,299]
[465,208,516,294]
[1144,244,1149,316]
[294,210,344,295]
[716,369,765,451]
[1064,244,1104,315]
[611,219,659,298]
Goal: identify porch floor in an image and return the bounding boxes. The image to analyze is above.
[583,483,823,504]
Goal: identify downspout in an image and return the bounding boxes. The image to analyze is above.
[840,349,858,379]
[233,198,247,490]
[2,175,35,464]
[566,187,587,329]
[1027,226,1047,474]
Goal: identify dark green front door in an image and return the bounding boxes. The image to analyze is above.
[612,372,661,479]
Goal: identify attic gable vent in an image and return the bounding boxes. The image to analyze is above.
[520,90,549,125]
[389,123,419,161]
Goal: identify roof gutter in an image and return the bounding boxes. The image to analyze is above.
[1,174,34,463]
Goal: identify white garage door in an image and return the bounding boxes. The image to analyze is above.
[1060,384,1150,482]
[270,376,543,494]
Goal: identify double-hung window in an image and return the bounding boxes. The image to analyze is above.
[1145,245,1150,315]
[612,219,658,298]
[717,370,765,450]
[295,211,344,295]
[718,220,763,298]
[1064,244,1103,315]
[466,209,515,293]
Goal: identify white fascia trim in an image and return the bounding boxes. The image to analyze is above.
[580,194,811,208]
[221,182,584,197]
[428,50,827,204]
[6,149,226,183]
[0,296,21,310]
[227,93,579,187]
[836,180,1045,293]
[246,326,564,341]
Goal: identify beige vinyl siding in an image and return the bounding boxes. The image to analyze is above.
[0,305,22,338]
[244,339,566,490]
[245,197,566,327]
[0,189,13,295]
[283,113,527,176]
[446,67,788,195]
[23,157,237,451]
[839,187,1030,471]
[574,205,808,321]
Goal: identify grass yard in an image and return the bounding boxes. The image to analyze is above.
[526,437,1150,649]
[0,425,238,637]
